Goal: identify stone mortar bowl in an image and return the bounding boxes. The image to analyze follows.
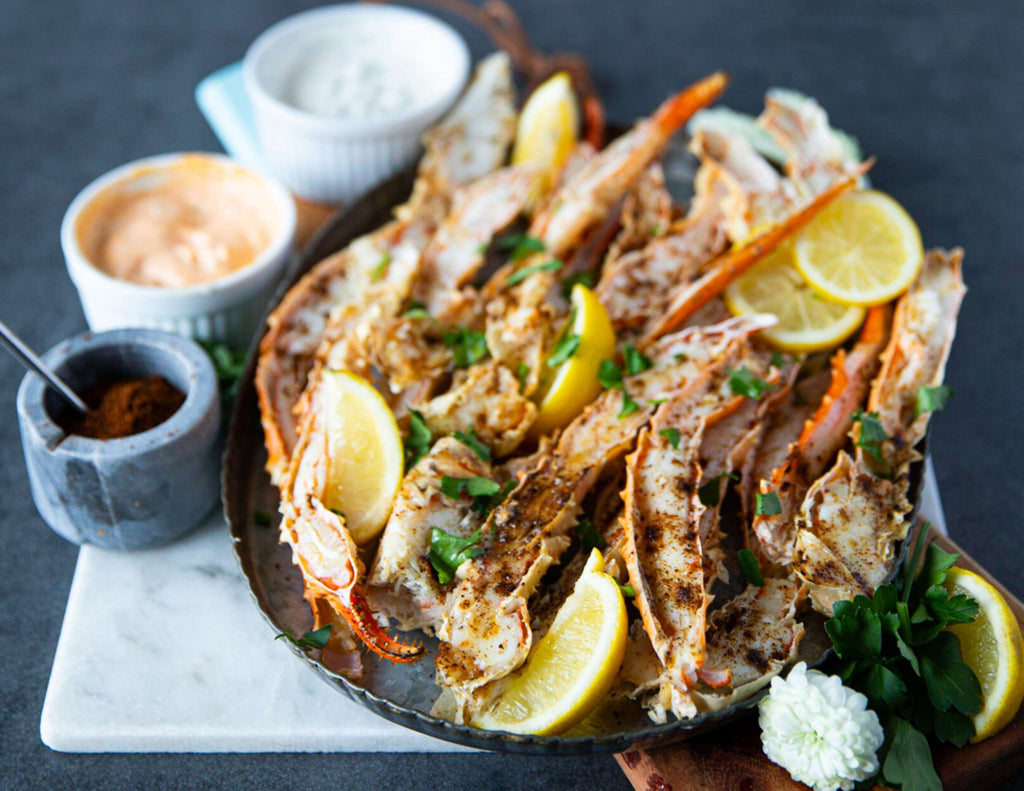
[17,328,221,550]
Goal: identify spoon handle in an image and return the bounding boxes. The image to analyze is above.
[0,320,89,414]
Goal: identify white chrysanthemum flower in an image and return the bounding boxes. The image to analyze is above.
[758,662,884,791]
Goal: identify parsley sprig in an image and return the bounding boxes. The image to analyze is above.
[442,326,489,368]
[276,625,331,651]
[598,359,641,418]
[727,366,775,400]
[429,528,484,584]
[453,427,491,462]
[506,258,562,286]
[440,475,514,515]
[916,385,953,418]
[404,410,432,470]
[852,409,890,469]
[498,233,546,262]
[824,524,981,791]
[698,472,739,508]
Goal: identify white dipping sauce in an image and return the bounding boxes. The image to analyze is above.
[285,44,418,120]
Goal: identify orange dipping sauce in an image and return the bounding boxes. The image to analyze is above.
[75,155,283,288]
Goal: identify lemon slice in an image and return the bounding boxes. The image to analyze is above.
[532,283,617,436]
[473,549,627,735]
[321,370,403,545]
[944,567,1024,742]
[724,244,866,352]
[793,190,924,306]
[512,72,579,191]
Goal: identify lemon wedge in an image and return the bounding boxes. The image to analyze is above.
[724,243,866,352]
[793,189,924,306]
[943,567,1024,742]
[474,548,627,735]
[532,283,617,436]
[512,72,579,191]
[321,370,403,545]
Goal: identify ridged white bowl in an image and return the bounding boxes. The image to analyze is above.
[242,4,470,205]
[61,152,297,348]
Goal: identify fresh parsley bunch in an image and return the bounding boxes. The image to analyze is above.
[824,524,981,791]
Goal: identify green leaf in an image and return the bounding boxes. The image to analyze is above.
[453,427,492,462]
[755,490,782,516]
[919,631,982,715]
[619,583,636,598]
[498,233,546,262]
[727,366,775,400]
[276,625,332,651]
[931,705,976,747]
[770,350,785,369]
[547,334,581,367]
[912,543,959,601]
[924,585,979,626]
[561,270,595,299]
[429,528,484,584]
[865,662,908,709]
[658,427,681,449]
[883,718,941,791]
[517,363,530,393]
[916,385,953,418]
[852,409,889,464]
[697,472,738,507]
[199,341,247,409]
[506,258,563,286]
[598,359,623,390]
[574,516,606,551]
[372,252,391,282]
[403,301,431,320]
[622,344,654,375]
[442,327,490,368]
[737,549,764,586]
[826,597,882,659]
[404,410,432,469]
[618,390,640,418]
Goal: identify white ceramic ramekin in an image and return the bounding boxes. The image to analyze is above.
[61,152,297,348]
[243,4,470,205]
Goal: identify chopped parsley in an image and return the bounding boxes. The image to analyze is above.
[547,334,581,367]
[453,427,491,462]
[200,341,247,412]
[442,326,489,368]
[574,516,606,551]
[622,344,654,375]
[498,233,546,262]
[506,258,563,286]
[618,390,640,418]
[517,362,530,393]
[728,366,775,400]
[852,409,889,464]
[276,625,331,651]
[915,385,953,418]
[737,549,764,586]
[698,472,739,508]
[561,270,595,299]
[404,410,432,470]
[403,301,431,320]
[771,350,785,369]
[372,252,391,282]
[755,490,782,516]
[658,427,681,449]
[619,583,636,598]
[429,528,484,584]
[440,475,513,515]
[598,359,624,390]
[650,224,662,237]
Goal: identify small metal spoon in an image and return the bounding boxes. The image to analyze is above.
[0,320,89,414]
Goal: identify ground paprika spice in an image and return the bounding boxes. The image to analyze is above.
[65,376,185,439]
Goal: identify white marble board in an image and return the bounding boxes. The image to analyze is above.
[39,460,947,753]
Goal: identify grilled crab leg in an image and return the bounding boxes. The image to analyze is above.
[435,315,774,719]
[257,53,516,482]
[279,384,424,663]
[750,305,891,566]
[792,250,965,614]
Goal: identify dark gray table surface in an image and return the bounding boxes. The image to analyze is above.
[2,1,1022,789]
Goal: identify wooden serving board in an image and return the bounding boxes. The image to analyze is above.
[615,528,1024,791]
